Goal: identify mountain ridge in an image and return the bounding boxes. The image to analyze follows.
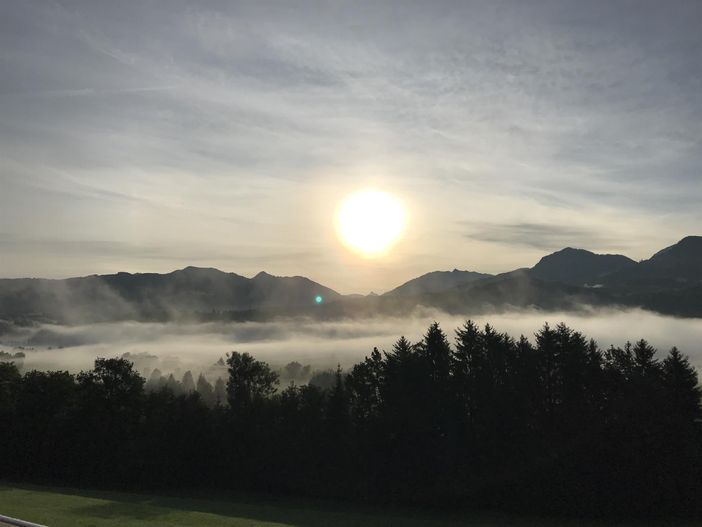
[383,269,493,297]
[528,247,636,285]
[0,236,700,322]
[0,267,341,324]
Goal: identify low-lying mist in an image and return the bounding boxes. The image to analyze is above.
[3,308,702,380]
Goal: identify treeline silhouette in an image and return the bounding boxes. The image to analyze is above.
[1,322,701,517]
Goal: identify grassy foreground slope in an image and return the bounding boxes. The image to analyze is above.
[0,484,700,527]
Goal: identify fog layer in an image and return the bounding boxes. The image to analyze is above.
[3,308,702,376]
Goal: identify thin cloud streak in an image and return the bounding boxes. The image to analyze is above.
[464,222,632,253]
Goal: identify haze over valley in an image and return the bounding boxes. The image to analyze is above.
[3,309,702,377]
[2,235,701,380]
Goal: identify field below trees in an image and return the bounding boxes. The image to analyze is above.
[1,484,699,527]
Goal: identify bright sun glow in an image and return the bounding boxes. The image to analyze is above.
[335,190,406,258]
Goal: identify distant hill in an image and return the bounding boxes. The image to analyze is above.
[0,267,340,323]
[425,270,604,314]
[384,269,492,296]
[528,247,636,285]
[605,236,702,287]
[376,236,702,318]
[646,235,702,281]
[1,236,700,323]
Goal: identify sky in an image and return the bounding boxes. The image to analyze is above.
[1,0,701,294]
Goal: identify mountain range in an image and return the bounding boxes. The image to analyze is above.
[0,236,700,324]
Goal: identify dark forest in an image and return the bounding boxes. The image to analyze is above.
[2,321,700,518]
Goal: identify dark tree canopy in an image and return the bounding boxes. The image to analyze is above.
[225,351,279,411]
[3,322,702,517]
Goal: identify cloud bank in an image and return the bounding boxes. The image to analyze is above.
[4,309,702,378]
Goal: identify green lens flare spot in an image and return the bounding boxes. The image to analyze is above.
[315,295,323,304]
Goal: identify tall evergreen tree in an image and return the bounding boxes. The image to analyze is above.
[182,370,196,393]
[662,347,701,419]
[196,373,215,407]
[214,377,227,406]
[346,347,383,422]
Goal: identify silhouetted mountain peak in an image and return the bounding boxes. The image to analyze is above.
[385,269,492,296]
[173,266,227,276]
[253,271,275,280]
[680,235,702,245]
[544,247,594,257]
[530,247,635,285]
[602,236,702,287]
[650,236,702,262]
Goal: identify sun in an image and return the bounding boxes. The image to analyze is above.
[335,190,406,258]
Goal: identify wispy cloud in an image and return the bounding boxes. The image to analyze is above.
[464,222,630,253]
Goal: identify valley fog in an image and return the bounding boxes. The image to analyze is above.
[3,308,702,378]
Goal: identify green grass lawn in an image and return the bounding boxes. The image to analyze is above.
[0,483,699,527]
